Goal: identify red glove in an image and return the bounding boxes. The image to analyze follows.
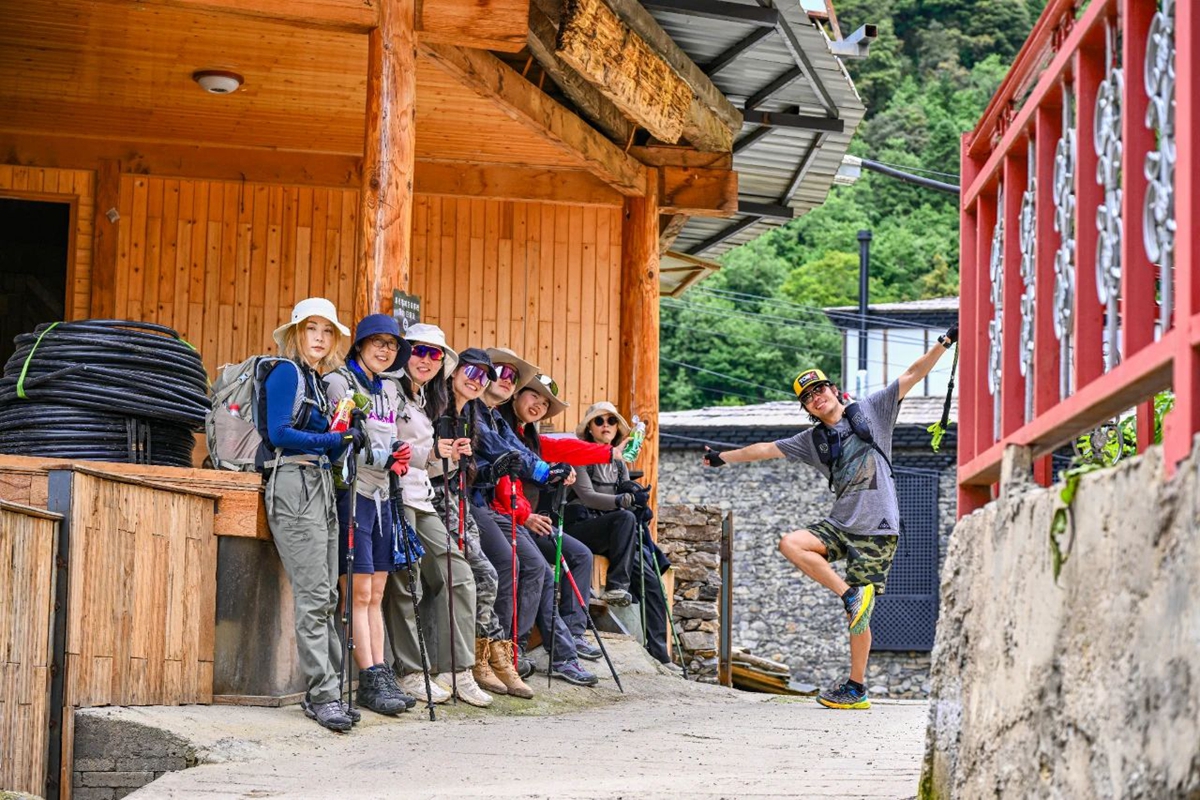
[386,441,412,476]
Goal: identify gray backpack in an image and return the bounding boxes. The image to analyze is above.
[205,356,308,471]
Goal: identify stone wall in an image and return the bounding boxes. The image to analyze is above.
[659,445,956,698]
[73,709,197,799]
[657,504,725,683]
[922,445,1200,798]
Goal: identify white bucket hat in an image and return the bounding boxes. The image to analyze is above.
[273,297,350,349]
[575,401,631,439]
[486,347,539,388]
[405,323,459,375]
[519,372,568,420]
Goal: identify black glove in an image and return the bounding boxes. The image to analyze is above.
[344,426,368,452]
[703,446,726,467]
[617,493,635,509]
[545,462,573,484]
[350,407,368,426]
[939,323,959,347]
[637,505,654,524]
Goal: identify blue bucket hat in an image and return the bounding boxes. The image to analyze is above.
[351,313,411,372]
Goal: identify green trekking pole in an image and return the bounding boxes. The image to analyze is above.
[645,521,688,680]
[548,484,566,688]
[927,335,959,452]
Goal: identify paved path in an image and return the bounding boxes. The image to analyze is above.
[120,641,927,800]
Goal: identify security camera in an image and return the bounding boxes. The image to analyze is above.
[192,70,243,95]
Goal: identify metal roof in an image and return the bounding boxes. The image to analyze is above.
[644,0,867,257]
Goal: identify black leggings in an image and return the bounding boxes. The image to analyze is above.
[565,509,637,590]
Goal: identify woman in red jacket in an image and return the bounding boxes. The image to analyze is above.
[492,372,630,660]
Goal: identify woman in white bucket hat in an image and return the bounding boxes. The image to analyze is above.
[263,297,361,732]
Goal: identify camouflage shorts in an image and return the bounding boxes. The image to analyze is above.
[808,520,898,594]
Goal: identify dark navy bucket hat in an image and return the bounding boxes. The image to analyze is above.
[351,313,411,372]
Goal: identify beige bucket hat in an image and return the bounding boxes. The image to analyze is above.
[520,372,569,420]
[405,323,459,375]
[273,297,351,348]
[486,347,539,388]
[575,401,630,439]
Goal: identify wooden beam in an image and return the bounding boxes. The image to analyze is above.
[0,133,361,188]
[419,43,647,196]
[417,0,530,53]
[602,0,742,152]
[658,166,737,217]
[556,0,692,144]
[619,168,661,516]
[630,146,731,170]
[526,0,634,143]
[88,159,121,319]
[356,0,417,320]
[658,213,689,255]
[415,162,622,206]
[89,0,378,32]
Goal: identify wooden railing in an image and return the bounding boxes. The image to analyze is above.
[958,0,1195,514]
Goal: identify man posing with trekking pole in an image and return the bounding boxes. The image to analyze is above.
[702,324,957,710]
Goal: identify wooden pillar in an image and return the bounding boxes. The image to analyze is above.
[90,159,122,319]
[618,168,660,523]
[355,0,417,322]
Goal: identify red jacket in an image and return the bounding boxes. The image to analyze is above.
[491,437,612,526]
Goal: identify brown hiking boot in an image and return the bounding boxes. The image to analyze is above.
[489,638,535,699]
[474,638,508,695]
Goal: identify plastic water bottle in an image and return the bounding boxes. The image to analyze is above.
[621,416,647,462]
[228,403,241,419]
[329,397,355,433]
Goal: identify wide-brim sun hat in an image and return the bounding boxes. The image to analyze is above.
[405,323,459,375]
[520,372,568,420]
[576,401,630,439]
[351,313,411,372]
[273,297,351,349]
[486,347,539,387]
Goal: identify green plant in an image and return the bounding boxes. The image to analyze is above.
[1048,390,1174,581]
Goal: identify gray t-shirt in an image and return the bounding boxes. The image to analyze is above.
[773,380,901,536]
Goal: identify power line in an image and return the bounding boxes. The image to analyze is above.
[688,284,943,332]
[660,357,796,397]
[864,158,960,180]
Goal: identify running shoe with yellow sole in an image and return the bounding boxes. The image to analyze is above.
[816,682,871,710]
[844,584,876,635]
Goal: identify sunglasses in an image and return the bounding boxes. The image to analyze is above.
[411,344,444,361]
[592,415,621,427]
[461,364,491,387]
[495,364,519,383]
[533,373,559,397]
[364,336,400,352]
[798,383,831,406]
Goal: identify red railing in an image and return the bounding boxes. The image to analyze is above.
[958,0,1196,515]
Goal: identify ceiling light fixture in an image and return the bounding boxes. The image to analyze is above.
[192,69,243,95]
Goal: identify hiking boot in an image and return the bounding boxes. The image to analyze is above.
[379,664,418,709]
[341,701,361,724]
[516,646,536,679]
[599,587,633,607]
[399,670,451,705]
[473,639,508,695]
[816,682,871,710]
[573,634,602,662]
[489,639,535,699]
[301,698,353,732]
[356,666,407,716]
[435,670,493,707]
[550,659,599,687]
[843,584,876,635]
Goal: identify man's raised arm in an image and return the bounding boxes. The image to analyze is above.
[897,324,958,401]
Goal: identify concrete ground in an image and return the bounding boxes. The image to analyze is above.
[111,638,927,800]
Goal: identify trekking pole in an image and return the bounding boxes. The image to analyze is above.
[548,484,567,688]
[927,340,959,452]
[556,554,623,693]
[637,522,648,648]
[435,415,459,703]
[389,473,436,721]
[456,415,470,553]
[508,471,520,671]
[645,521,688,680]
[342,441,359,715]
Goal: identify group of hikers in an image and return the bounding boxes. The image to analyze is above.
[252,297,670,732]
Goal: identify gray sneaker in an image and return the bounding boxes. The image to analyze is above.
[600,587,633,607]
[302,698,353,732]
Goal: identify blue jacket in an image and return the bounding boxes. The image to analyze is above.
[263,361,345,459]
[467,399,549,506]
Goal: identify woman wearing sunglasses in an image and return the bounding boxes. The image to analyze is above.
[571,401,672,664]
[380,324,491,707]
[494,373,635,656]
[324,314,416,717]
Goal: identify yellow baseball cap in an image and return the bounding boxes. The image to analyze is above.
[792,368,831,397]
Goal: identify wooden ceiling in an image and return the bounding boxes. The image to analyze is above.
[0,0,582,169]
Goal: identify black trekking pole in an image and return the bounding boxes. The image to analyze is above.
[435,415,459,703]
[456,415,470,553]
[389,473,436,721]
[342,442,359,716]
[547,484,567,688]
[644,521,688,680]
[928,337,959,452]
[637,522,648,648]
[557,554,623,693]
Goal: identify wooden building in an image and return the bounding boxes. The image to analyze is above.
[0,1,867,795]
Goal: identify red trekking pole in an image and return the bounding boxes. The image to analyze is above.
[509,474,519,669]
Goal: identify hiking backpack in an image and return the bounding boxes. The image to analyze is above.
[205,356,312,471]
[810,402,895,492]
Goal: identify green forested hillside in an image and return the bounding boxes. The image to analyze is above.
[659,0,1043,411]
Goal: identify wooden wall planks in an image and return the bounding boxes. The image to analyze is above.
[0,164,95,321]
[411,196,623,431]
[0,502,59,797]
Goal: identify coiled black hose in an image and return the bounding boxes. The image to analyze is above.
[0,320,209,467]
